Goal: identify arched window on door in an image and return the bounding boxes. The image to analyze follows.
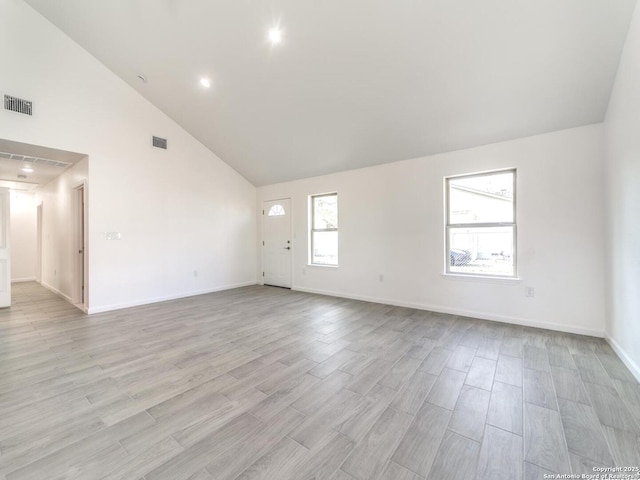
[268,204,285,216]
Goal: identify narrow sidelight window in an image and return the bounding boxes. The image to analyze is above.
[310,193,338,266]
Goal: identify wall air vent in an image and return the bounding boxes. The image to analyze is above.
[4,94,33,116]
[152,136,167,149]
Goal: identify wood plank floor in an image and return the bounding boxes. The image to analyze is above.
[1,282,639,480]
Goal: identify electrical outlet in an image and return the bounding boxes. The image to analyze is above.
[526,286,535,297]
[379,274,384,282]
[193,270,198,277]
[302,268,306,276]
[105,232,122,240]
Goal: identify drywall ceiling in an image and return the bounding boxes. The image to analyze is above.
[23,0,637,186]
[0,138,86,191]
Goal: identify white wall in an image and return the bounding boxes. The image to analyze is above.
[258,125,606,336]
[0,0,257,312]
[35,159,87,302]
[604,2,640,379]
[10,191,37,282]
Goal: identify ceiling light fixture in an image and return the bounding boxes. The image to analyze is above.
[200,78,211,88]
[21,164,33,173]
[268,28,282,45]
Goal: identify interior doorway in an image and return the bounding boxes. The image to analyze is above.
[262,198,292,288]
[0,138,88,311]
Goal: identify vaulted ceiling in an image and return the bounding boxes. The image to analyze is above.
[24,0,638,186]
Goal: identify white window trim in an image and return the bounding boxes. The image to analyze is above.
[441,273,521,284]
[444,168,517,278]
[309,192,338,267]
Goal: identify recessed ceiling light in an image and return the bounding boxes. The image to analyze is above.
[268,28,282,44]
[21,164,33,173]
[200,78,211,88]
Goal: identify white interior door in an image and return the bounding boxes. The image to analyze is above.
[263,198,292,288]
[0,188,11,307]
[74,185,85,305]
[36,203,42,283]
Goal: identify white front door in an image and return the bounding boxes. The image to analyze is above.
[263,198,292,288]
[0,188,11,307]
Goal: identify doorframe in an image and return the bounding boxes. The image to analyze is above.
[72,181,88,311]
[36,202,43,284]
[0,188,10,308]
[261,197,293,287]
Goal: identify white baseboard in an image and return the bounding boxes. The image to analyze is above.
[41,281,73,304]
[605,334,640,382]
[11,277,36,283]
[74,303,88,314]
[292,285,605,338]
[87,280,258,314]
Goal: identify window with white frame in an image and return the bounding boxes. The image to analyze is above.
[310,193,338,266]
[445,169,516,277]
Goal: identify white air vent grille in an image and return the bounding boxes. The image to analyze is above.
[4,94,32,116]
[0,152,72,168]
[152,136,167,149]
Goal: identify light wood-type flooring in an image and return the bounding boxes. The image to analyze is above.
[1,282,639,480]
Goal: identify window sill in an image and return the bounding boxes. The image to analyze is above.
[307,264,339,269]
[441,273,521,285]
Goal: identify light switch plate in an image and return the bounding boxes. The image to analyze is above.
[105,232,122,240]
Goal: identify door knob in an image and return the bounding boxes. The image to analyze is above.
[284,246,291,250]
